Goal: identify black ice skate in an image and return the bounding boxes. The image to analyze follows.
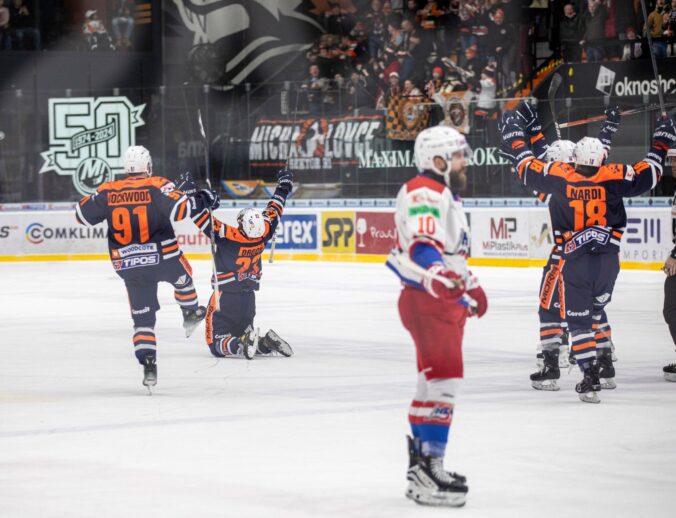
[142,356,157,393]
[239,327,258,360]
[182,305,206,338]
[530,349,561,391]
[575,364,601,404]
[663,363,676,382]
[406,446,468,508]
[597,348,616,389]
[259,329,294,357]
[406,436,466,488]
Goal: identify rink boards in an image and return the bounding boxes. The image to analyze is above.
[0,205,671,270]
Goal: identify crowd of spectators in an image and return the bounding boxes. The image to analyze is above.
[557,0,676,63]
[302,0,527,117]
[0,1,136,52]
[298,0,676,118]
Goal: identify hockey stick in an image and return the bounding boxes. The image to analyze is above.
[548,73,563,140]
[197,108,221,312]
[268,83,300,264]
[559,102,676,129]
[639,0,667,117]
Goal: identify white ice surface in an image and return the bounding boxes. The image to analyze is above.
[1,261,675,518]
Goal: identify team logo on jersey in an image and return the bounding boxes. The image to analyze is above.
[39,97,145,196]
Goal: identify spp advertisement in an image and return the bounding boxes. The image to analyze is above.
[321,211,355,254]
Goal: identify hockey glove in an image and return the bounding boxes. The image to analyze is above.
[466,285,488,318]
[652,115,676,151]
[514,101,542,137]
[598,105,621,149]
[277,169,294,193]
[422,264,465,301]
[195,188,220,210]
[176,171,197,196]
[499,115,534,165]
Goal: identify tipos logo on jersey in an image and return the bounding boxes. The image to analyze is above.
[112,254,159,271]
[39,97,145,196]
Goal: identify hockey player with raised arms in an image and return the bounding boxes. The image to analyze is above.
[178,169,294,360]
[513,102,621,391]
[75,146,217,390]
[500,112,676,403]
[386,126,488,507]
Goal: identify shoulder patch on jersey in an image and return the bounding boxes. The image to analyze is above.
[406,175,445,194]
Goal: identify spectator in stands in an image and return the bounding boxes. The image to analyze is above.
[344,69,375,111]
[488,7,516,87]
[349,19,369,59]
[646,0,668,58]
[303,64,333,115]
[111,0,135,50]
[665,0,676,52]
[559,2,583,62]
[402,78,424,97]
[581,0,608,62]
[0,0,11,50]
[621,25,642,60]
[474,63,498,129]
[399,17,422,80]
[364,0,386,59]
[83,9,115,51]
[10,0,39,50]
[324,4,354,35]
[403,0,420,25]
[375,70,401,110]
[425,65,446,97]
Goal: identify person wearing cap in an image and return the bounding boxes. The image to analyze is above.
[376,70,401,110]
[425,66,445,97]
[82,8,114,50]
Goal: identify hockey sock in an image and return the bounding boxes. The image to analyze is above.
[570,328,596,371]
[174,283,198,311]
[133,327,157,364]
[415,378,458,458]
[539,322,563,351]
[593,314,612,350]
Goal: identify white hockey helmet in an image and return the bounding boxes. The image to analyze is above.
[545,139,575,163]
[124,145,152,176]
[414,125,472,184]
[573,137,606,167]
[237,208,266,239]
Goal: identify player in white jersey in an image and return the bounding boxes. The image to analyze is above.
[386,125,488,507]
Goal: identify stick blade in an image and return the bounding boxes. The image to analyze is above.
[548,73,563,98]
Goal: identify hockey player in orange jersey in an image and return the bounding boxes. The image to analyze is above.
[75,145,218,389]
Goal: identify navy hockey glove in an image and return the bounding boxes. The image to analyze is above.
[499,116,533,165]
[598,105,621,149]
[514,101,542,137]
[175,171,197,196]
[196,188,220,210]
[652,115,676,151]
[277,169,294,193]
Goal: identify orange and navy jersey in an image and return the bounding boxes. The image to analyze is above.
[192,187,287,293]
[515,156,661,256]
[75,175,190,268]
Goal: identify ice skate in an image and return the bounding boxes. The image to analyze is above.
[406,450,468,507]
[142,356,157,393]
[239,327,259,360]
[405,436,466,489]
[663,363,676,382]
[597,348,616,389]
[259,329,294,357]
[182,305,206,338]
[530,349,560,391]
[575,364,601,404]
